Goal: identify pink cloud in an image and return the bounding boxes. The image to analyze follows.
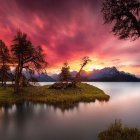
[0,0,140,75]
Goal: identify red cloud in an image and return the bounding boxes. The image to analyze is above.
[0,0,140,75]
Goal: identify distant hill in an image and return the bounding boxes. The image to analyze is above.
[6,67,140,82]
[51,67,140,82]
[88,67,140,82]
[32,73,55,82]
[21,71,55,82]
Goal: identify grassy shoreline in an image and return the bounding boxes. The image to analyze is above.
[98,120,140,140]
[0,83,110,109]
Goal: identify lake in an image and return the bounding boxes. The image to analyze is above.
[0,82,140,140]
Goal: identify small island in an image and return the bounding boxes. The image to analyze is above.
[0,83,109,109]
[0,36,109,109]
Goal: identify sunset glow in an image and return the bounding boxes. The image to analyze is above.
[0,0,140,75]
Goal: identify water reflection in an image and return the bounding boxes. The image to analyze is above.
[0,82,140,140]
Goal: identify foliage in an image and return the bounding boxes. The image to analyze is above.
[73,56,91,85]
[98,120,140,140]
[0,40,11,87]
[102,0,140,40]
[11,31,47,93]
[59,62,71,82]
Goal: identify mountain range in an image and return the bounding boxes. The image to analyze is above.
[2,67,140,82]
[32,73,55,82]
[51,67,140,82]
[87,67,140,82]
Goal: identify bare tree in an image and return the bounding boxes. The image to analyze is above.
[102,0,140,40]
[72,56,91,86]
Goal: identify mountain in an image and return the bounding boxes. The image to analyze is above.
[51,74,59,81]
[51,67,140,82]
[8,71,55,82]
[89,67,140,82]
[21,71,55,82]
[4,67,139,82]
[32,73,55,82]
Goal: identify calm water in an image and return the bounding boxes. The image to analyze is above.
[0,82,140,140]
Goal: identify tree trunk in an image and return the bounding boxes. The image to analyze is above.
[1,61,6,88]
[1,65,4,87]
[14,53,24,94]
[14,67,19,94]
[3,72,6,88]
[72,65,84,87]
[14,65,22,94]
[1,79,4,87]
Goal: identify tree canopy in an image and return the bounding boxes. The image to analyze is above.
[0,40,11,87]
[59,62,71,82]
[11,31,47,93]
[102,0,140,40]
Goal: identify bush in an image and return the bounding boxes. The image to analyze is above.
[98,120,140,140]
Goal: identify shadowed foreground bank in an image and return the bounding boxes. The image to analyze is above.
[0,83,109,109]
[98,120,140,140]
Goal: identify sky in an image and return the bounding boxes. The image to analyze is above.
[0,0,140,76]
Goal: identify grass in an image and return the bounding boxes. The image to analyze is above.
[0,83,109,109]
[98,120,140,140]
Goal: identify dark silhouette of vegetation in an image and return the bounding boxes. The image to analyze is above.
[72,56,91,86]
[11,31,47,94]
[0,40,11,87]
[102,0,140,40]
[59,62,71,82]
[98,120,140,140]
[51,57,91,89]
[50,62,72,89]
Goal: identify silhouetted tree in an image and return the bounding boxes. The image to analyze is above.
[59,62,71,82]
[102,0,140,40]
[50,58,91,89]
[72,56,91,86]
[11,31,47,94]
[0,40,11,87]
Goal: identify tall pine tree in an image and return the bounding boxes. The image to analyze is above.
[59,62,71,82]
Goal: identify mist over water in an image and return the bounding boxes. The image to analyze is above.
[0,82,140,140]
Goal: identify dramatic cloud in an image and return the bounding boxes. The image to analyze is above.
[0,0,140,75]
